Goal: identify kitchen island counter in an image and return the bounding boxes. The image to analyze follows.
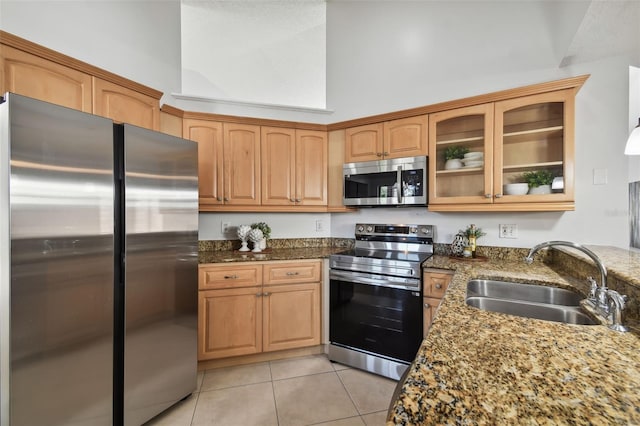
[388,249,640,425]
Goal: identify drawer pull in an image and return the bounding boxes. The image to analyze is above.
[263,292,271,296]
[286,272,300,276]
[435,284,442,289]
[256,293,262,297]
[224,275,239,279]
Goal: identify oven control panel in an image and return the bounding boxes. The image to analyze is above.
[355,223,434,238]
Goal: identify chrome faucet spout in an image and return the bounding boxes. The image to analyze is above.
[524,240,607,292]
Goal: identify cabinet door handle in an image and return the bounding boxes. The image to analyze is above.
[376,152,383,157]
[290,198,296,203]
[263,292,271,296]
[295,198,301,203]
[485,194,492,198]
[216,197,222,202]
[224,197,229,202]
[224,275,239,279]
[435,283,442,289]
[256,292,262,297]
[383,152,388,156]
[286,272,300,276]
[424,303,430,308]
[495,194,503,198]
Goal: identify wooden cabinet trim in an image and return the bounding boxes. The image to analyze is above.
[328,75,588,131]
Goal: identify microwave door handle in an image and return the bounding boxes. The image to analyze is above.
[396,165,403,203]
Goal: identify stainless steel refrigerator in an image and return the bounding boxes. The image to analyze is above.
[0,93,199,426]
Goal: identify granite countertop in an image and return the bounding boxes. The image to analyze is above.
[198,246,346,264]
[388,252,640,425]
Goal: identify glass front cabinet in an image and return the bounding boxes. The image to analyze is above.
[428,88,576,211]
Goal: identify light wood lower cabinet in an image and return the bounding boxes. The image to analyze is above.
[423,269,453,336]
[198,261,321,361]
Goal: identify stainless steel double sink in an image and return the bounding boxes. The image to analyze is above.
[466,279,598,325]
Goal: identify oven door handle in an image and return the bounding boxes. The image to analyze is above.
[330,269,420,292]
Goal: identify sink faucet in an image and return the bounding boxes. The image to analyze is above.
[525,240,629,332]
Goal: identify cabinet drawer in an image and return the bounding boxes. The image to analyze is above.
[263,261,321,285]
[423,271,453,298]
[199,264,263,290]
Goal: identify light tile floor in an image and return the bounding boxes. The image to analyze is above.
[145,354,397,426]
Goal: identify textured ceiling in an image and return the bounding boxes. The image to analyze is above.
[560,0,640,67]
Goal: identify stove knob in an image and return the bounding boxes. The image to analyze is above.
[410,226,417,234]
[420,227,430,235]
[366,225,373,233]
[357,225,364,233]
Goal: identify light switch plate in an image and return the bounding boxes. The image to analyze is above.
[593,168,608,185]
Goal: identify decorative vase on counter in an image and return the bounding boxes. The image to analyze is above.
[259,238,267,250]
[450,232,468,257]
[528,184,552,195]
[237,225,251,252]
[248,228,264,252]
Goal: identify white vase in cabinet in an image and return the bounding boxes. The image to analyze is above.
[444,159,463,170]
[528,185,552,195]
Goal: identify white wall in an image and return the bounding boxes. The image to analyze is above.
[180,1,326,109]
[628,66,640,183]
[0,0,182,105]
[199,212,331,240]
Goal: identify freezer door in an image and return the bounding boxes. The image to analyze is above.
[1,93,114,425]
[121,124,198,426]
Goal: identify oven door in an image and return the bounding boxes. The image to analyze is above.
[329,270,423,363]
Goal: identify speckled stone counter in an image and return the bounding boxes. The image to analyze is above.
[198,246,346,264]
[388,247,640,425]
[198,237,353,264]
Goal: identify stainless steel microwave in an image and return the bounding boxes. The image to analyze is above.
[343,156,428,207]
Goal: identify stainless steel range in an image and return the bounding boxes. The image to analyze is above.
[328,223,434,380]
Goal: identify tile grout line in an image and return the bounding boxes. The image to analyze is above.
[189,389,202,426]
[334,368,364,418]
[268,360,282,426]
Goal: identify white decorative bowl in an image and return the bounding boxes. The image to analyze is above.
[464,151,483,160]
[504,183,529,195]
[463,160,484,168]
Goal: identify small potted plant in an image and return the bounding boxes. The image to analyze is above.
[251,222,271,250]
[444,146,469,170]
[523,170,554,195]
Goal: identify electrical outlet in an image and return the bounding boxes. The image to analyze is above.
[315,220,324,232]
[221,222,231,234]
[499,224,518,239]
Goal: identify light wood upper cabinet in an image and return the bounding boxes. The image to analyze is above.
[345,116,428,162]
[429,104,494,206]
[429,89,577,211]
[345,123,383,162]
[261,127,327,207]
[295,130,327,206]
[224,123,261,205]
[493,89,575,205]
[93,77,160,130]
[383,115,429,159]
[184,120,260,208]
[0,45,92,112]
[261,127,296,205]
[160,105,184,137]
[183,118,224,207]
